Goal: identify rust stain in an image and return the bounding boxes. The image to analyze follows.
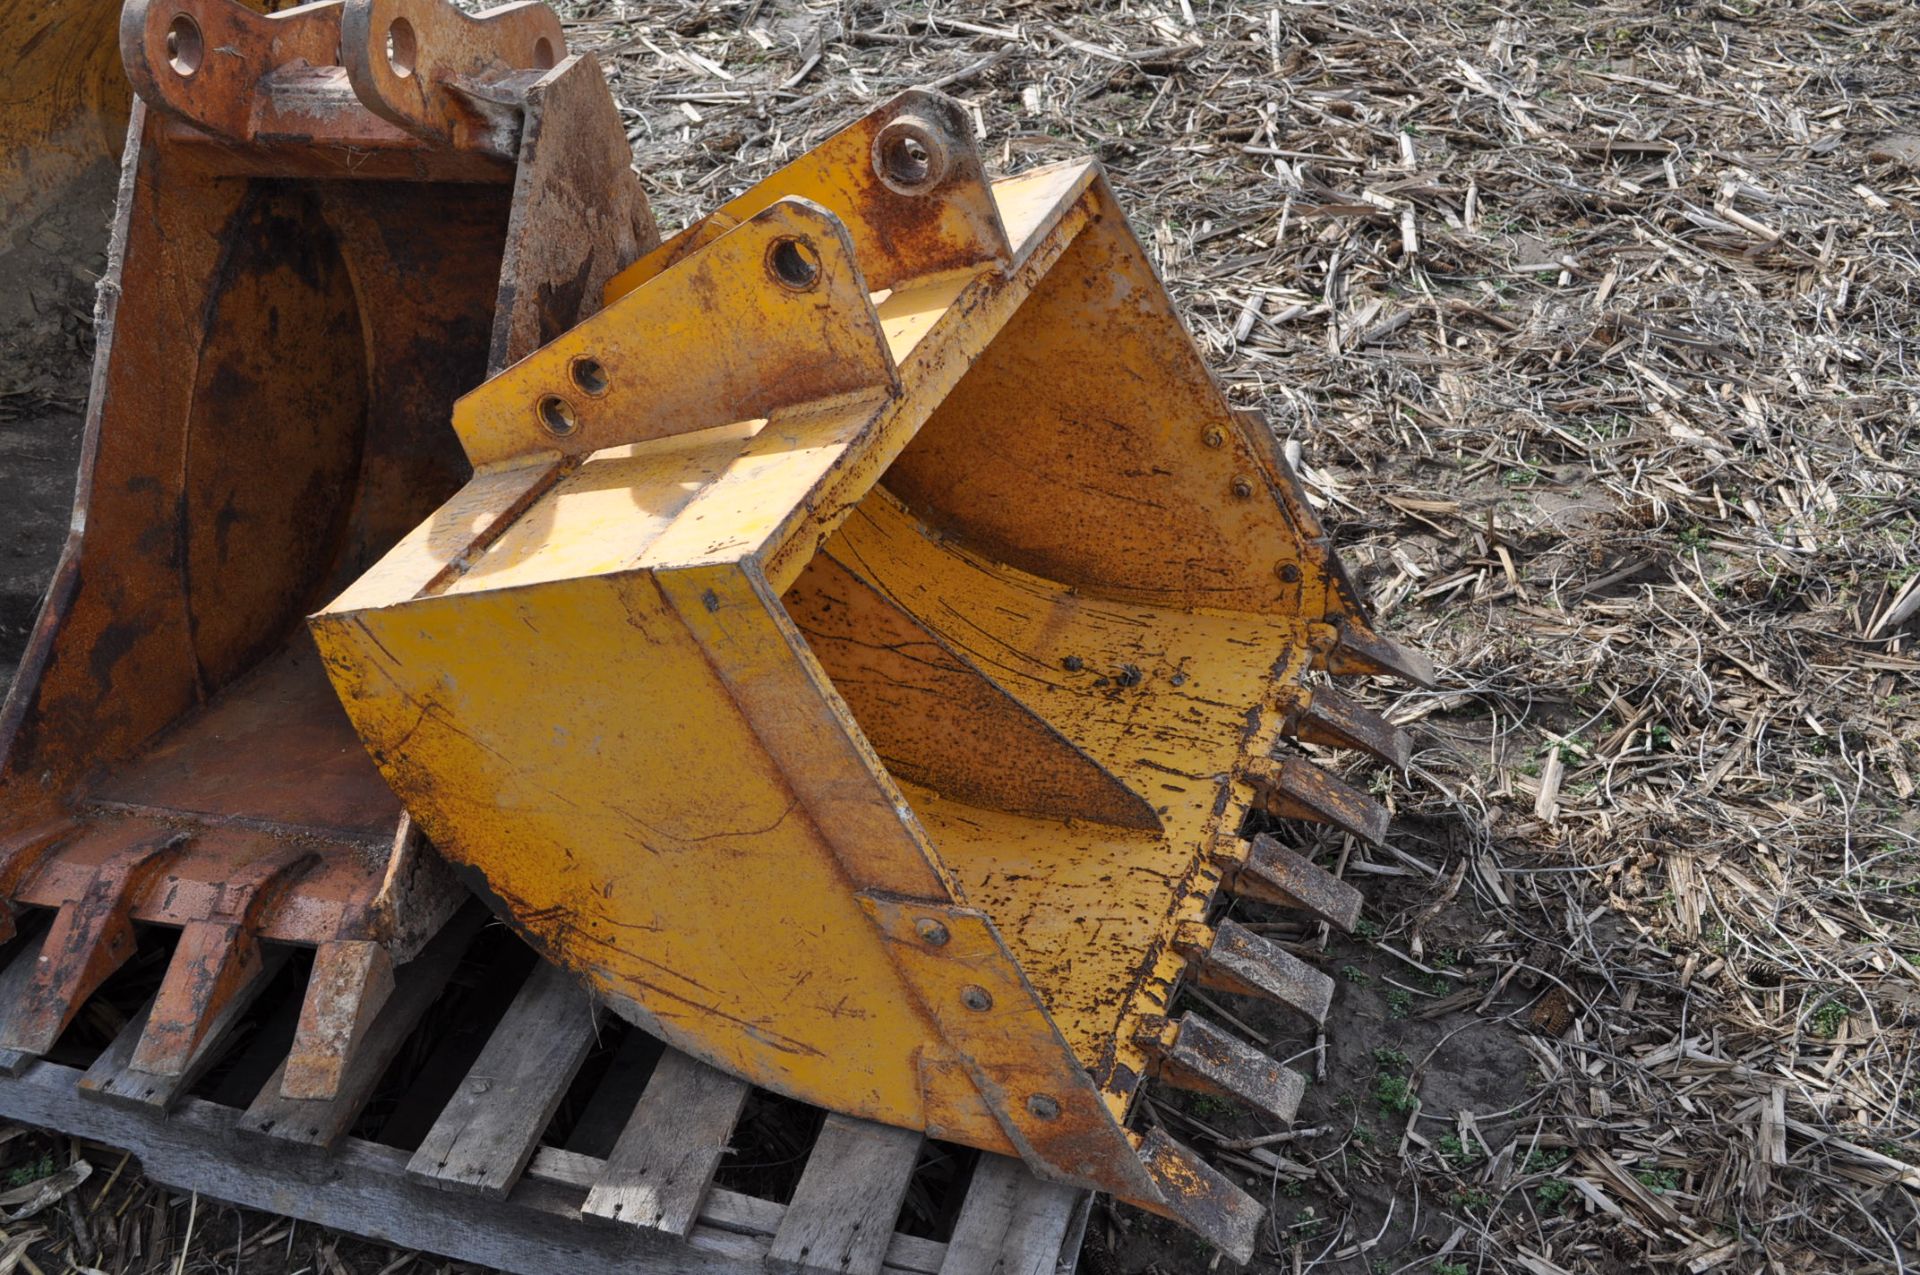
[0,0,657,1108]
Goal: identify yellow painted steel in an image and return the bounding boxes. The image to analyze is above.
[803,490,1314,1102]
[311,89,1426,1251]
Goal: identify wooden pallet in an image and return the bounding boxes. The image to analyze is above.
[0,905,1089,1275]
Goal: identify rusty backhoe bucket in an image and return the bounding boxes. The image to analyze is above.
[0,0,652,1100]
[1,0,139,243]
[0,0,286,345]
[313,91,1432,1258]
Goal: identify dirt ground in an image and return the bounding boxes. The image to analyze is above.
[2,0,1918,1272]
[0,161,105,692]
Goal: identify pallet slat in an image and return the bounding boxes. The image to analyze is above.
[0,911,1085,1275]
[938,1154,1082,1275]
[0,1057,769,1275]
[0,927,50,1077]
[768,1114,925,1275]
[0,1059,977,1275]
[584,1047,749,1235]
[406,960,600,1197]
[565,1027,660,1158]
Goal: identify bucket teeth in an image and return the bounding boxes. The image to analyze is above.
[282,940,397,1101]
[130,920,267,1077]
[1212,833,1364,932]
[1324,617,1435,688]
[1134,1127,1263,1264]
[1141,1012,1306,1125]
[129,844,317,1078]
[0,829,187,1056]
[1176,918,1333,1024]
[1245,756,1390,847]
[1282,684,1411,770]
[0,819,79,944]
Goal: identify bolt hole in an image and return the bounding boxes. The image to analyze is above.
[570,357,609,396]
[767,237,820,291]
[871,116,951,194]
[386,17,417,78]
[166,14,203,76]
[533,36,555,69]
[885,135,932,186]
[537,394,577,436]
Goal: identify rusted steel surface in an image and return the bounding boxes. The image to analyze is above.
[122,0,562,178]
[485,51,659,372]
[1146,1013,1307,1125]
[0,0,658,1102]
[86,645,406,839]
[0,825,187,1055]
[605,88,1010,299]
[1133,1127,1268,1261]
[1216,832,1366,933]
[129,840,318,1077]
[1246,755,1394,847]
[339,0,563,146]
[283,939,395,1101]
[0,0,134,233]
[1179,919,1336,1026]
[77,946,297,1110]
[0,821,79,943]
[1323,614,1438,686]
[1283,683,1414,769]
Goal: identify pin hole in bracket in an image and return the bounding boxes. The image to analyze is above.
[767,236,822,291]
[385,17,416,78]
[871,114,953,195]
[166,12,203,76]
[536,394,577,437]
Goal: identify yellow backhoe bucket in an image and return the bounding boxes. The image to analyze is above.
[312,90,1432,1257]
[0,0,651,1100]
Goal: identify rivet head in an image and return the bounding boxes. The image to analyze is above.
[1231,476,1255,499]
[1026,1094,1061,1120]
[960,984,993,1012]
[1203,427,1226,448]
[1276,562,1302,584]
[915,918,950,946]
